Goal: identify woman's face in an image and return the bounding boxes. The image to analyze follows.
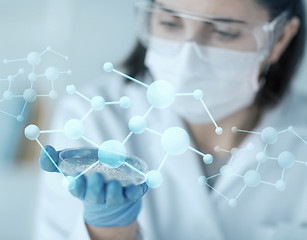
[150,0,271,52]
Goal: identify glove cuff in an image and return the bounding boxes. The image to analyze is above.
[84,199,141,227]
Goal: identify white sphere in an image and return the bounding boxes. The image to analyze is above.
[146,170,163,188]
[27,52,41,65]
[147,80,175,109]
[119,96,131,109]
[7,75,15,82]
[103,62,114,72]
[129,116,147,134]
[275,180,287,192]
[98,140,127,168]
[214,146,221,152]
[3,90,13,101]
[161,127,190,156]
[193,89,203,100]
[23,88,37,102]
[261,127,279,145]
[198,176,207,185]
[228,199,238,208]
[62,176,76,190]
[203,154,213,164]
[24,125,40,140]
[277,151,295,169]
[49,90,58,99]
[256,152,267,163]
[231,148,239,156]
[232,127,238,133]
[64,119,85,140]
[16,115,24,122]
[66,85,77,95]
[244,170,261,188]
[45,67,60,81]
[91,96,105,111]
[287,126,294,133]
[215,127,223,135]
[28,73,37,82]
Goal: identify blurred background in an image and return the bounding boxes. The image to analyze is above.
[0,0,136,239]
[0,0,306,239]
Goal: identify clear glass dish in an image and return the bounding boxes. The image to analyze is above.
[58,147,148,186]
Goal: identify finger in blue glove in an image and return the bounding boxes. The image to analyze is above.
[85,172,106,204]
[39,145,59,172]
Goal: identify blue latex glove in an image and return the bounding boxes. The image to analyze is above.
[39,145,148,227]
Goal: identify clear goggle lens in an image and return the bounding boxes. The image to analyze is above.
[135,1,289,58]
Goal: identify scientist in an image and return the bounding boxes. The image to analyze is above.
[35,0,307,239]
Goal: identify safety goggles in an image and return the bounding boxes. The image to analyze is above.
[135,0,289,60]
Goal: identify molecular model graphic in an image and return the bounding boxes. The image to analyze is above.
[1,47,71,122]
[25,84,133,189]
[25,62,222,190]
[198,126,307,208]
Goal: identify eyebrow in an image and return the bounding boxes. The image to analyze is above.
[156,2,247,24]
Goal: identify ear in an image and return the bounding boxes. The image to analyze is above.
[266,17,300,64]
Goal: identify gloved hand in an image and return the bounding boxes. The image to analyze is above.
[39,145,148,227]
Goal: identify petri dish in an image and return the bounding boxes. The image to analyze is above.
[58,147,148,186]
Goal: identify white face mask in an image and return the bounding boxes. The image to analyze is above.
[144,38,262,124]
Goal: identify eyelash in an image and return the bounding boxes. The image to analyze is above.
[160,21,182,29]
[213,29,241,39]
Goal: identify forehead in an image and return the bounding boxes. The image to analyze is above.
[156,0,269,22]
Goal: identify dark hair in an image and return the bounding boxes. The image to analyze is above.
[124,0,306,109]
[255,0,306,108]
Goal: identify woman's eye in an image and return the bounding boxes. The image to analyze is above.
[213,30,241,40]
[159,21,182,29]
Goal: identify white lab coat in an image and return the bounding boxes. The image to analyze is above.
[34,73,307,240]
